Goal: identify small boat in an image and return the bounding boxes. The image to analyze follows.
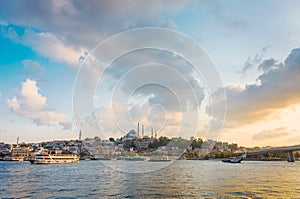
[93,157,111,160]
[30,152,79,164]
[116,156,126,160]
[222,154,246,163]
[148,156,172,162]
[124,156,145,161]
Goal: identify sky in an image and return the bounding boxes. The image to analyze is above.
[0,0,299,147]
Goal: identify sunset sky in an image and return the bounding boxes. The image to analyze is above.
[0,0,299,147]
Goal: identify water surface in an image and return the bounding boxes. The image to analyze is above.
[0,160,299,198]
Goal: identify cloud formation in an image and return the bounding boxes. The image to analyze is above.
[238,47,268,74]
[22,60,46,78]
[0,0,188,47]
[208,47,300,128]
[253,127,289,141]
[7,79,67,125]
[22,30,86,67]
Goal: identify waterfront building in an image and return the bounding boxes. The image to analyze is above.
[136,136,153,152]
[83,139,115,159]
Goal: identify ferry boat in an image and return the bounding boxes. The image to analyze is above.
[30,153,79,164]
[90,155,111,160]
[222,154,246,163]
[148,156,172,162]
[124,156,145,161]
[3,156,25,161]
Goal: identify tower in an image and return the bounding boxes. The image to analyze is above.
[151,128,153,139]
[79,130,82,141]
[137,122,140,137]
[155,130,157,139]
[142,125,144,138]
[16,136,19,147]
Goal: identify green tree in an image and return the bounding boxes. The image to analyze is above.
[94,136,101,141]
[191,138,203,150]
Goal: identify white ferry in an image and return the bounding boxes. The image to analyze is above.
[3,156,25,161]
[30,153,79,164]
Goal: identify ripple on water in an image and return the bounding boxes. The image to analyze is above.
[1,161,300,198]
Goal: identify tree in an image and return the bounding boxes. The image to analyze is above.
[109,137,115,142]
[94,136,101,141]
[158,136,171,146]
[191,138,203,150]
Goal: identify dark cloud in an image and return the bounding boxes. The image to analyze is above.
[208,47,300,128]
[0,0,189,48]
[258,58,282,72]
[238,47,269,74]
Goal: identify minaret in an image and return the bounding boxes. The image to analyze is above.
[155,130,157,139]
[151,128,153,139]
[142,125,144,138]
[79,130,82,141]
[137,122,140,137]
[16,136,19,148]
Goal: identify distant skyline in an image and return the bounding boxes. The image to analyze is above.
[0,0,300,147]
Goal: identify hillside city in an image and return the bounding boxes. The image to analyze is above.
[1,127,299,161]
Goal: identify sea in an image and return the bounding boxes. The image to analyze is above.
[0,160,299,198]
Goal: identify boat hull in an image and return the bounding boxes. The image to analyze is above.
[148,159,172,162]
[221,159,242,163]
[30,154,79,164]
[125,157,145,161]
[3,156,25,161]
[30,159,78,164]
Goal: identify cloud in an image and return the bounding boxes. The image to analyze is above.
[59,121,74,131]
[94,102,184,138]
[0,25,20,42]
[22,60,46,78]
[102,49,205,112]
[208,47,300,129]
[253,127,290,141]
[22,30,86,68]
[238,47,268,74]
[7,79,67,125]
[0,0,189,48]
[258,58,283,72]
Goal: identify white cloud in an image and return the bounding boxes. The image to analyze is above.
[7,79,67,125]
[22,30,86,68]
